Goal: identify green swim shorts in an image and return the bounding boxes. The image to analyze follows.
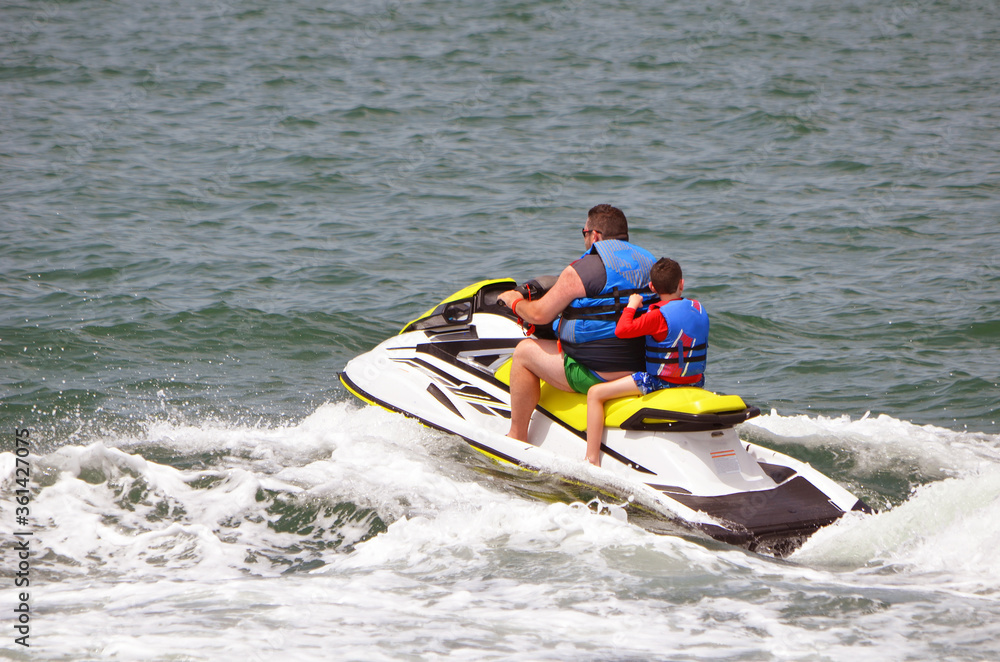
[563,354,605,394]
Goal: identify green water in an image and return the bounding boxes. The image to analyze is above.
[4,0,998,437]
[1,0,999,515]
[3,2,1000,659]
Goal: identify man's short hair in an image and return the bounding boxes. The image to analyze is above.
[650,257,682,295]
[587,204,629,240]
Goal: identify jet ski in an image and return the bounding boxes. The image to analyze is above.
[340,278,872,555]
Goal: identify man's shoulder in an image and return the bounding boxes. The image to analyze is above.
[593,239,655,259]
[570,253,606,296]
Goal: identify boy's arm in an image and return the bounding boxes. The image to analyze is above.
[615,295,664,338]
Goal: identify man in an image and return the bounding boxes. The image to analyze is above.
[497,204,656,442]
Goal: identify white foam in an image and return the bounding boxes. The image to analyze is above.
[9,401,1000,662]
[13,404,1000,662]
[16,443,281,580]
[127,401,439,468]
[744,409,1000,478]
[3,402,460,581]
[792,467,1000,589]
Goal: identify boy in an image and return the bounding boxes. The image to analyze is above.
[584,258,709,466]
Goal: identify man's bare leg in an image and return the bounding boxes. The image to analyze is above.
[506,339,570,441]
[506,338,635,443]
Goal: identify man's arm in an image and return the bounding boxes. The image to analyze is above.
[497,265,586,324]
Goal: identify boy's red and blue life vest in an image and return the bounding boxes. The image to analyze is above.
[646,298,709,384]
[556,239,658,345]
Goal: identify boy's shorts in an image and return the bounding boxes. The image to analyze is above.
[632,372,705,395]
[563,354,606,394]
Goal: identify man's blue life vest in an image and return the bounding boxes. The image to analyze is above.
[646,298,709,383]
[555,239,657,345]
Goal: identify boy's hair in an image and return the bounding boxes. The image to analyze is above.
[650,257,682,294]
[587,204,629,240]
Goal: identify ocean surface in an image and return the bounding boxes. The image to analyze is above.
[3,0,1000,659]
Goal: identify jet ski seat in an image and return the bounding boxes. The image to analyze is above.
[494,360,760,433]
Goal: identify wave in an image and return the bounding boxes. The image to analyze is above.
[793,469,1000,582]
[0,404,428,581]
[742,410,1000,507]
[744,410,1000,591]
[3,402,999,589]
[3,370,1000,661]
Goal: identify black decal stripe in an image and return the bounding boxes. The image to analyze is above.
[468,402,497,417]
[416,342,515,392]
[399,358,506,405]
[415,339,525,357]
[472,354,504,367]
[412,341,659,475]
[450,384,506,404]
[398,358,507,405]
[489,406,511,419]
[402,354,507,406]
[647,484,692,494]
[340,373,530,469]
[427,383,464,419]
[414,341,523,396]
[398,357,464,387]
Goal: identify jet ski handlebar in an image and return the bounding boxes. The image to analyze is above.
[489,277,559,339]
[515,275,559,302]
[495,275,560,309]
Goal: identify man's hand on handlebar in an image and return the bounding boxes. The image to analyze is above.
[498,290,524,310]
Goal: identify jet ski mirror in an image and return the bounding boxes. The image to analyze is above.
[443,301,472,324]
[403,297,476,332]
